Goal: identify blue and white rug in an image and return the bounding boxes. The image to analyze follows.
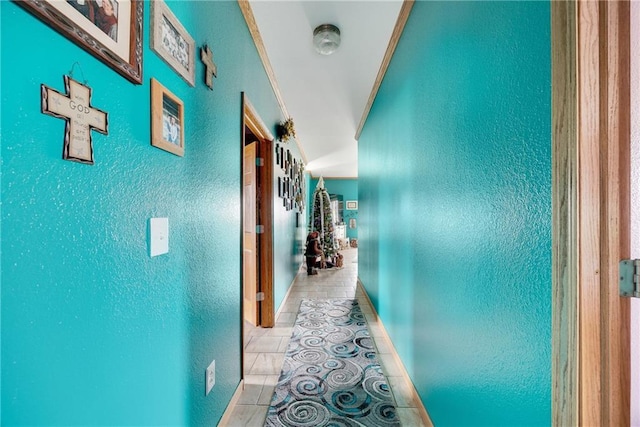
[265,299,400,426]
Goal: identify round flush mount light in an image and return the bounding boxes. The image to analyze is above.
[313,24,341,55]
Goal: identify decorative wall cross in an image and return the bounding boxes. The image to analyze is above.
[200,44,217,90]
[41,76,108,165]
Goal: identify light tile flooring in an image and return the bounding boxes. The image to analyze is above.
[223,248,426,426]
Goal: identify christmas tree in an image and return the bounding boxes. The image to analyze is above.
[310,177,337,263]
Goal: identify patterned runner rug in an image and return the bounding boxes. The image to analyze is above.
[265,299,400,426]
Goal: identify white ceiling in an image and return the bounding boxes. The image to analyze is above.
[249,0,404,178]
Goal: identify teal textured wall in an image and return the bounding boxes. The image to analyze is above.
[273,143,307,310]
[358,2,551,425]
[1,1,292,424]
[309,178,358,239]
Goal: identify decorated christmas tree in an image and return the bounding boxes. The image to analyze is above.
[310,177,337,263]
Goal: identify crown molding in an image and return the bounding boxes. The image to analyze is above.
[237,0,309,165]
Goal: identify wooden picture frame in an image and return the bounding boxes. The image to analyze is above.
[15,0,143,84]
[150,0,195,86]
[151,78,184,157]
[346,201,358,210]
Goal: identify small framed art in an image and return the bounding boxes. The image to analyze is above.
[151,78,184,157]
[346,201,358,210]
[150,0,195,86]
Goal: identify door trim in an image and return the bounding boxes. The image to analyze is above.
[242,94,275,328]
[599,3,630,424]
[551,2,578,423]
[551,2,630,424]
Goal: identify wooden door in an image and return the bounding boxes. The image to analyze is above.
[630,4,640,423]
[552,2,630,424]
[243,141,258,326]
[632,111,640,424]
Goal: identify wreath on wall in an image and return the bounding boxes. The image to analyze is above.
[277,118,296,142]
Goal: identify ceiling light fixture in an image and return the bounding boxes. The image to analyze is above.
[313,24,341,56]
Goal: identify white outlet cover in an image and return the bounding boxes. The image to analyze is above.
[206,360,215,396]
[149,218,169,257]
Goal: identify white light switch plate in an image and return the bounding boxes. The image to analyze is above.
[206,360,215,395]
[149,217,169,257]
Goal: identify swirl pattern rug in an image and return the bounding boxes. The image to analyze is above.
[265,299,400,426]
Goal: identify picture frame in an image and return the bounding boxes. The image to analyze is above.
[15,0,143,84]
[151,78,184,157]
[150,0,195,86]
[346,201,358,210]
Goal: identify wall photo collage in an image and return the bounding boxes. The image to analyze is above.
[23,0,218,163]
[276,143,305,214]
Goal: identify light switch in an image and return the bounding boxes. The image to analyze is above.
[149,217,169,257]
[206,359,215,395]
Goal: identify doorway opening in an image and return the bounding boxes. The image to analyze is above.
[241,93,275,379]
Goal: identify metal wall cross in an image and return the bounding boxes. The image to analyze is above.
[200,44,217,90]
[41,76,108,164]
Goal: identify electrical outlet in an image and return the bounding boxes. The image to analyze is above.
[206,360,215,395]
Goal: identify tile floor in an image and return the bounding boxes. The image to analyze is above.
[222,248,426,426]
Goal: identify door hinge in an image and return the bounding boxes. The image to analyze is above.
[256,225,265,234]
[256,292,265,302]
[256,157,265,167]
[619,259,640,298]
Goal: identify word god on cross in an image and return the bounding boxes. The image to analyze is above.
[41,75,109,165]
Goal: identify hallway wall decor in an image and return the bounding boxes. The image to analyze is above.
[272,135,307,311]
[150,0,195,87]
[14,0,143,84]
[150,78,185,157]
[200,44,217,90]
[41,75,109,164]
[276,144,305,213]
[2,1,298,425]
[358,1,552,425]
[276,117,296,142]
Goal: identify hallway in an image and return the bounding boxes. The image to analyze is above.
[222,248,427,426]
[0,1,578,424]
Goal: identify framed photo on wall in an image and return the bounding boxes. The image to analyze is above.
[151,78,184,157]
[346,201,358,210]
[15,0,143,84]
[150,0,195,86]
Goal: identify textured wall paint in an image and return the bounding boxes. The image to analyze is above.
[309,178,358,239]
[358,2,551,425]
[273,143,307,310]
[1,1,294,425]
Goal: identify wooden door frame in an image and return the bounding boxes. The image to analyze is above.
[241,93,275,328]
[552,1,630,425]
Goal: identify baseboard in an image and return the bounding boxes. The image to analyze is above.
[217,379,244,427]
[274,267,303,321]
[357,279,434,427]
